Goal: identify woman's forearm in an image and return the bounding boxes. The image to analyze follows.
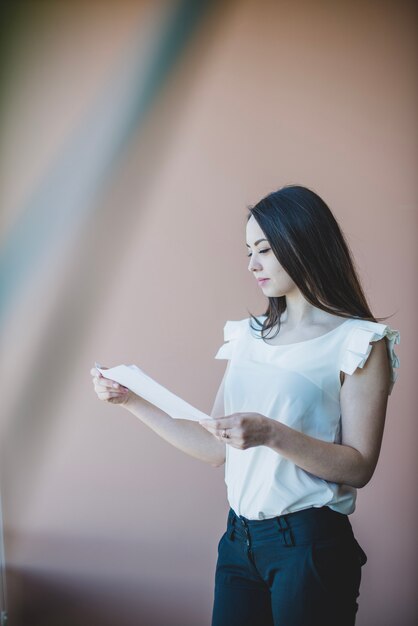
[266,420,369,488]
[123,394,226,467]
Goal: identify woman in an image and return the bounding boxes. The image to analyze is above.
[90,185,400,626]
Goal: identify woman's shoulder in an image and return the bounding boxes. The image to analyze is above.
[214,317,250,360]
[342,316,400,345]
[339,317,400,395]
[222,317,250,340]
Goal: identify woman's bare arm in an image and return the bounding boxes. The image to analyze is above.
[265,338,391,487]
[93,366,228,467]
[123,392,226,467]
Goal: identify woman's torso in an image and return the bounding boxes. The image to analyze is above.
[214,314,400,520]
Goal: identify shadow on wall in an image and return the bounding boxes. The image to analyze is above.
[6,528,215,625]
[8,561,211,626]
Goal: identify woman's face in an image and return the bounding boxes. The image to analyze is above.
[246,215,297,297]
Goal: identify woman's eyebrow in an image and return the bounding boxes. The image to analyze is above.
[246,238,268,247]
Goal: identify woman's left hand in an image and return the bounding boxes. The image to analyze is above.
[199,413,274,450]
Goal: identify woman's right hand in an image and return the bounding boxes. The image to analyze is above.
[90,366,132,406]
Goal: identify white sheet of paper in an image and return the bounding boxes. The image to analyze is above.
[96,363,210,422]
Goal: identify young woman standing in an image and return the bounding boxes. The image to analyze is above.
[91,185,400,626]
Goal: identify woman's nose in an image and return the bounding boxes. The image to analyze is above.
[248,256,262,272]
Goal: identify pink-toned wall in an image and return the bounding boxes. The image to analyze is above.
[0,1,416,624]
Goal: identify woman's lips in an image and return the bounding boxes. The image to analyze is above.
[257,279,270,285]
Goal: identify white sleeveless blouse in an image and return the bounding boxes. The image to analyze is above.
[214,315,400,520]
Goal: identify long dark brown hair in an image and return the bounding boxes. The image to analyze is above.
[246,184,393,339]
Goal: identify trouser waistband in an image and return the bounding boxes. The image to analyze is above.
[226,506,353,547]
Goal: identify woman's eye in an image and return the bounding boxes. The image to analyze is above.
[247,248,270,258]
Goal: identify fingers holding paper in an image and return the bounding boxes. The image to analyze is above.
[199,412,274,450]
[90,365,131,405]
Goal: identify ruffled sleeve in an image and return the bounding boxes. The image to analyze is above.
[340,321,400,395]
[214,319,245,360]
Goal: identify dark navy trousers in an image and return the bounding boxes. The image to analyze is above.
[211,506,368,626]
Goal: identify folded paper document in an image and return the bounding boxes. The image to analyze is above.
[95,363,210,422]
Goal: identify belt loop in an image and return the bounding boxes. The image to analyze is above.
[282,515,295,547]
[227,508,236,541]
[276,514,295,547]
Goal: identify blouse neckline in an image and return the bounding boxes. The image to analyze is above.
[251,317,353,348]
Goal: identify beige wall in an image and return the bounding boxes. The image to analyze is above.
[0,1,416,624]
